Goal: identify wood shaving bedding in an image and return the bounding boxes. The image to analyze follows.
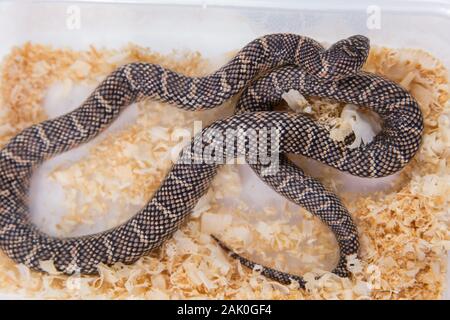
[0,42,448,299]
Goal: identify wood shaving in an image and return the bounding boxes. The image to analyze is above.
[0,43,448,299]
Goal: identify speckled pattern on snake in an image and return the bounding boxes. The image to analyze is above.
[0,34,423,288]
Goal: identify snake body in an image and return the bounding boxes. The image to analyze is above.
[0,34,422,286]
[213,66,423,284]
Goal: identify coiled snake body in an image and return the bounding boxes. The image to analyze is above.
[0,34,423,287]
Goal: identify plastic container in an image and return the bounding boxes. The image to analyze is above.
[0,0,448,299]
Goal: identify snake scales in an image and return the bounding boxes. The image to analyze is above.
[0,34,423,287]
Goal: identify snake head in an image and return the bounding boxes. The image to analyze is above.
[318,35,370,81]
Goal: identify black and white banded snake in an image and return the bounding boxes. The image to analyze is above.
[0,34,423,288]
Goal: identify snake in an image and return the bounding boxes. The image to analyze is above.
[0,34,423,288]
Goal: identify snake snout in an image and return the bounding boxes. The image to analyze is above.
[331,35,370,58]
[320,35,370,81]
[346,35,370,52]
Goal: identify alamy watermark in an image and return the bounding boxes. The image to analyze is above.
[66,5,81,30]
[171,121,281,175]
[366,5,381,30]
